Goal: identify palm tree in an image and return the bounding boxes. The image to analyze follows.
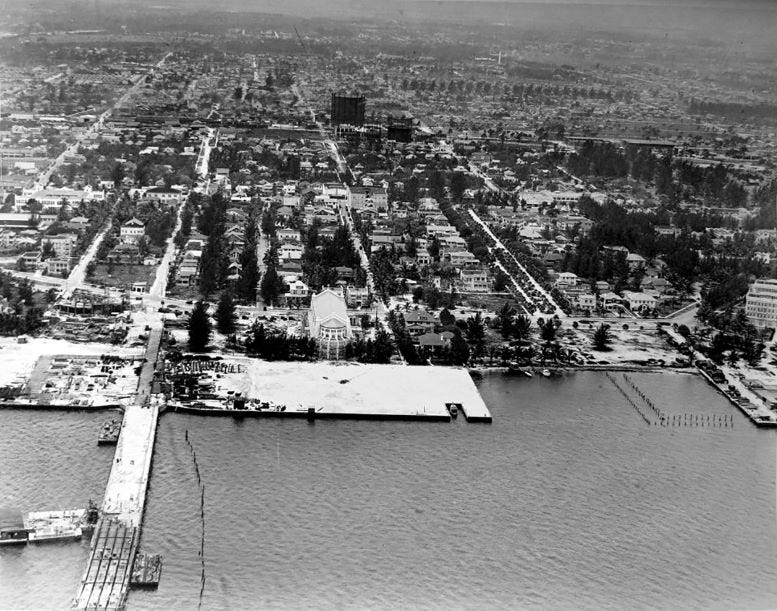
[497,302,515,338]
[513,314,532,342]
[465,312,486,359]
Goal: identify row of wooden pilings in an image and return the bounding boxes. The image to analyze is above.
[605,372,734,428]
[185,429,207,609]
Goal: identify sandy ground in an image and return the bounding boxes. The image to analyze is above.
[565,327,682,365]
[194,357,491,419]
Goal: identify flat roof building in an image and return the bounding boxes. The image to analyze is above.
[746,279,777,328]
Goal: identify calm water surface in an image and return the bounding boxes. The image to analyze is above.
[2,372,777,610]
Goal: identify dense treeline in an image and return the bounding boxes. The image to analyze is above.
[566,141,747,207]
[689,99,777,125]
[245,322,318,361]
[301,223,364,291]
[198,192,229,296]
[398,78,632,103]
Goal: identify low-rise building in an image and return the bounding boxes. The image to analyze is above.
[404,309,438,338]
[622,291,657,314]
[345,285,370,308]
[18,250,41,270]
[555,272,579,288]
[576,292,596,312]
[45,258,70,276]
[120,218,145,244]
[145,186,183,206]
[460,268,491,293]
[279,243,303,261]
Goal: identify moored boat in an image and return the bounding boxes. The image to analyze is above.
[0,512,29,545]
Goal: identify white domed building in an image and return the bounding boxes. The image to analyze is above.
[307,288,353,360]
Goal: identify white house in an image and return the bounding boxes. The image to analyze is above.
[120,218,145,244]
[622,291,657,314]
[555,272,579,287]
[279,243,303,261]
[145,186,183,206]
[460,268,491,293]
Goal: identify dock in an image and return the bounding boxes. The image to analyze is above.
[73,329,163,610]
[698,367,777,427]
[166,359,493,423]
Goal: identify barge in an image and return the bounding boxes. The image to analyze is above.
[98,418,122,445]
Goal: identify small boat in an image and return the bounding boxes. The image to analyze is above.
[541,369,551,378]
[524,370,533,378]
[445,402,459,418]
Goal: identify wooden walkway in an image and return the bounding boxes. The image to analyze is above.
[72,518,138,610]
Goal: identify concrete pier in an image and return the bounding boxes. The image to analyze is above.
[73,332,162,609]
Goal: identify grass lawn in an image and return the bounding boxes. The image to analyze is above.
[91,264,158,290]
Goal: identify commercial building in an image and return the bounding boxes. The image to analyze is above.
[331,93,365,126]
[745,279,777,328]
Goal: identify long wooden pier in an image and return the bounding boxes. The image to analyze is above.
[73,328,163,609]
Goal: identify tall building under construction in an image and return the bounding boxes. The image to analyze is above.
[331,92,365,126]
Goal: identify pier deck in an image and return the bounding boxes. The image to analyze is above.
[74,329,163,609]
[73,518,138,610]
[193,359,493,422]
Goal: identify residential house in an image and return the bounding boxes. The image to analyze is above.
[555,272,579,287]
[145,186,183,206]
[119,218,145,244]
[45,258,70,276]
[418,332,451,354]
[67,216,90,232]
[176,251,201,286]
[404,309,438,338]
[350,186,388,213]
[446,250,478,269]
[18,250,41,270]
[576,292,596,312]
[345,285,370,308]
[460,268,491,293]
[279,242,303,261]
[599,291,623,310]
[622,291,657,314]
[277,228,301,243]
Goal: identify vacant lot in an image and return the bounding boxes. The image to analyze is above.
[92,264,157,290]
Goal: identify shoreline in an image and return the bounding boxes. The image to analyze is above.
[696,368,777,428]
[468,364,698,376]
[0,402,123,412]
[170,403,455,422]
[2,364,774,428]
